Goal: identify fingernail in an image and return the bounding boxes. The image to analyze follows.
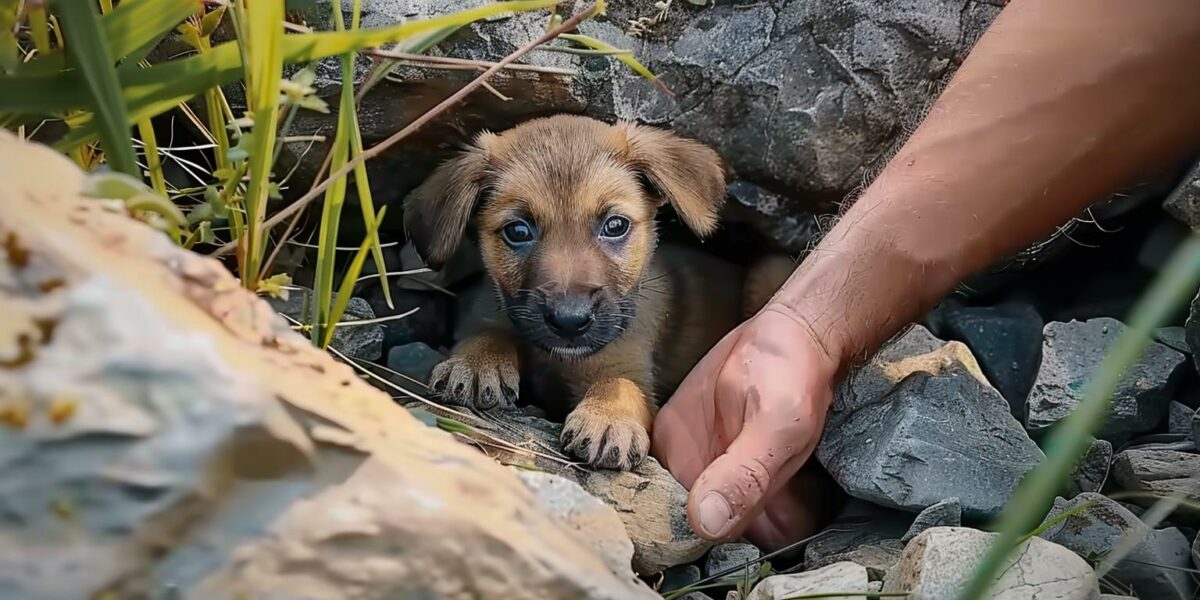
[697,491,733,538]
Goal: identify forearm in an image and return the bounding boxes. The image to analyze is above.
[769,0,1200,369]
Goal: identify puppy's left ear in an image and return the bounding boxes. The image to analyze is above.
[403,132,496,269]
[615,123,727,237]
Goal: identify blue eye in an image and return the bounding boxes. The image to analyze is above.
[501,219,536,247]
[600,216,631,239]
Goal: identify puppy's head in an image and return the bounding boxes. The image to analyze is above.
[404,115,726,358]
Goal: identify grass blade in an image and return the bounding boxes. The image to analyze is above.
[54,0,139,177]
[29,7,52,56]
[322,206,388,349]
[957,232,1200,600]
[557,32,672,95]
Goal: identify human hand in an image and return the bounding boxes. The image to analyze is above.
[651,308,839,548]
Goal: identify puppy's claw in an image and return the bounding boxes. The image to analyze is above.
[561,405,650,471]
[428,345,519,412]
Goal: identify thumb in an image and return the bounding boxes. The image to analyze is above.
[686,424,809,541]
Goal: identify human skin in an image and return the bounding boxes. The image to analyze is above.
[651,0,1200,548]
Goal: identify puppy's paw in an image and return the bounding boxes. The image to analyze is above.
[561,379,653,471]
[429,336,519,411]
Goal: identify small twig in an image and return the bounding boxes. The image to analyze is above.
[210,2,603,259]
[365,48,577,75]
[480,80,512,101]
[537,44,631,57]
[355,268,432,282]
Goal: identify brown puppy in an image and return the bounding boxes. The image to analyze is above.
[404,114,792,470]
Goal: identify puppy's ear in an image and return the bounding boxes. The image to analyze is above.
[403,133,496,269]
[615,122,727,237]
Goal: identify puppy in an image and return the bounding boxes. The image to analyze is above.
[403,114,792,470]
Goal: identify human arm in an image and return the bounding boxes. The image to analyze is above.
[652,0,1200,546]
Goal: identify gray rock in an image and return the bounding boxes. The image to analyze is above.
[1067,438,1113,497]
[725,181,820,254]
[746,562,869,600]
[704,543,762,579]
[1164,158,1200,229]
[660,565,702,595]
[1112,449,1200,509]
[1027,318,1185,443]
[817,326,1046,519]
[805,500,909,580]
[1099,596,1137,600]
[1168,401,1196,437]
[1155,327,1191,356]
[1188,290,1200,376]
[901,498,961,543]
[883,527,1100,600]
[269,286,385,360]
[1193,533,1199,571]
[925,300,1044,418]
[1038,493,1195,600]
[515,469,638,582]
[386,341,445,383]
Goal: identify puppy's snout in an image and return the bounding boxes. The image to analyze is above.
[544,294,595,338]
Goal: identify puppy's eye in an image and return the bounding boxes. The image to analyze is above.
[501,219,536,247]
[600,216,631,239]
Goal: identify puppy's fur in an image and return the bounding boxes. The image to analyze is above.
[405,114,793,470]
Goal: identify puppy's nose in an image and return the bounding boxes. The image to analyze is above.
[545,295,594,337]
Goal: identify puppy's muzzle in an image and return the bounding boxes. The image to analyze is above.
[543,293,595,338]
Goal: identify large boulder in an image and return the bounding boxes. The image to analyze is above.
[281,0,1006,241]
[817,326,1045,519]
[0,131,655,600]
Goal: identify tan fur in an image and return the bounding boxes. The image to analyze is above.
[405,114,793,470]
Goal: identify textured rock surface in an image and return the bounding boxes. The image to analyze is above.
[0,131,656,600]
[817,326,1045,519]
[805,500,909,580]
[386,341,445,383]
[660,565,702,595]
[901,498,961,543]
[282,0,1004,243]
[1027,318,1184,442]
[1168,401,1196,436]
[883,527,1100,600]
[746,562,869,600]
[269,286,385,361]
[1038,494,1196,600]
[704,543,762,579]
[1112,449,1200,509]
[725,181,821,253]
[1067,439,1113,497]
[926,300,1044,417]
[1164,158,1200,229]
[405,403,711,574]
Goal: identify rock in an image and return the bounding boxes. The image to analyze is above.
[725,181,820,253]
[1188,291,1200,376]
[268,286,385,361]
[1027,318,1185,443]
[386,341,445,383]
[901,498,961,543]
[817,326,1045,519]
[745,562,869,600]
[1099,596,1137,600]
[925,300,1044,417]
[1164,157,1200,229]
[704,543,762,579]
[868,580,883,594]
[404,404,712,574]
[1193,533,1199,570]
[805,500,909,580]
[883,527,1100,599]
[660,565,702,595]
[1156,326,1192,355]
[361,284,453,351]
[0,131,657,599]
[516,469,638,581]
[278,0,1004,246]
[1038,494,1196,600]
[1112,449,1200,509]
[1067,438,1113,497]
[1168,401,1196,436]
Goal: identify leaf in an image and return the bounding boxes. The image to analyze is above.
[53,0,140,177]
[256,273,293,299]
[81,171,187,227]
[320,205,388,349]
[200,5,227,38]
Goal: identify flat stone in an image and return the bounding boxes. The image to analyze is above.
[704,543,762,579]
[660,564,702,595]
[1067,438,1113,497]
[269,286,385,361]
[746,562,869,600]
[883,527,1099,599]
[1168,401,1196,436]
[1027,318,1184,443]
[901,498,961,543]
[386,342,445,384]
[1112,449,1200,509]
[1156,326,1192,355]
[805,500,909,581]
[925,300,1044,418]
[1038,493,1196,600]
[818,327,1045,520]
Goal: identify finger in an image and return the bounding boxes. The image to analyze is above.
[686,422,815,541]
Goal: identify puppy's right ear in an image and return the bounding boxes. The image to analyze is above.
[403,133,495,269]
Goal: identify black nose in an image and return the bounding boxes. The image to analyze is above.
[545,295,594,337]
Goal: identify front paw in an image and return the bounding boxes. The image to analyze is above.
[429,341,519,411]
[561,380,652,470]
